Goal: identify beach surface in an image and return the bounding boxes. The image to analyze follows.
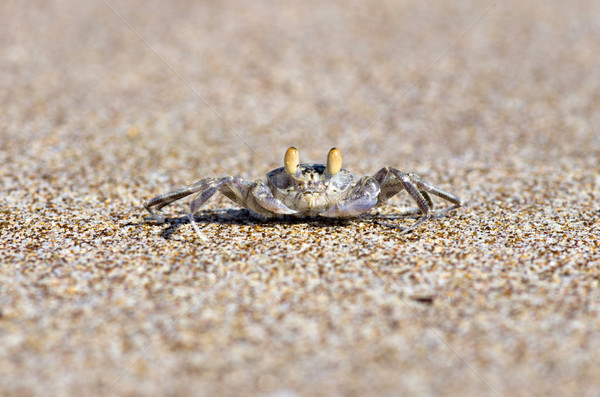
[1,1,599,396]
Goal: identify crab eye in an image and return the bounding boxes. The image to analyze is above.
[284,146,300,175]
[326,147,342,176]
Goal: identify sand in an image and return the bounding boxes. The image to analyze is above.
[1,0,599,396]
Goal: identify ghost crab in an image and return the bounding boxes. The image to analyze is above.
[144,147,462,236]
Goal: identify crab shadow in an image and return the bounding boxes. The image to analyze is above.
[141,208,434,240]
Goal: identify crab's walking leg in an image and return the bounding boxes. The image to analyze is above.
[144,178,218,223]
[390,169,432,233]
[186,177,246,240]
[321,176,380,217]
[373,167,462,233]
[372,168,431,234]
[407,172,462,215]
[187,177,296,238]
[145,176,297,239]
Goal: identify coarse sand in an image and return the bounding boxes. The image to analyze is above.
[1,1,599,396]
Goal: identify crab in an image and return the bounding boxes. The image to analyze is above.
[144,147,462,236]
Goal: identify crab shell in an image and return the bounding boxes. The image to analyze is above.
[267,163,356,215]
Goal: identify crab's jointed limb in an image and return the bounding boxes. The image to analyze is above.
[323,167,462,233]
[320,176,380,217]
[372,167,463,233]
[144,176,295,222]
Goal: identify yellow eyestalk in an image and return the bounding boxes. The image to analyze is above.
[284,146,300,176]
[325,147,342,176]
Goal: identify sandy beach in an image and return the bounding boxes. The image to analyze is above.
[1,1,599,396]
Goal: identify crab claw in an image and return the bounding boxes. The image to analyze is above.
[252,181,297,215]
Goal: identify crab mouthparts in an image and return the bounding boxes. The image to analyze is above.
[298,191,327,211]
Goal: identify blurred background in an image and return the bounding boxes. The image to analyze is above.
[3,0,598,192]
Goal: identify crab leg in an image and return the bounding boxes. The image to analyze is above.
[372,167,462,233]
[374,168,461,208]
[213,177,296,217]
[144,178,218,223]
[372,167,432,233]
[188,177,296,239]
[145,176,297,223]
[187,177,297,219]
[374,168,430,210]
[407,172,462,208]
